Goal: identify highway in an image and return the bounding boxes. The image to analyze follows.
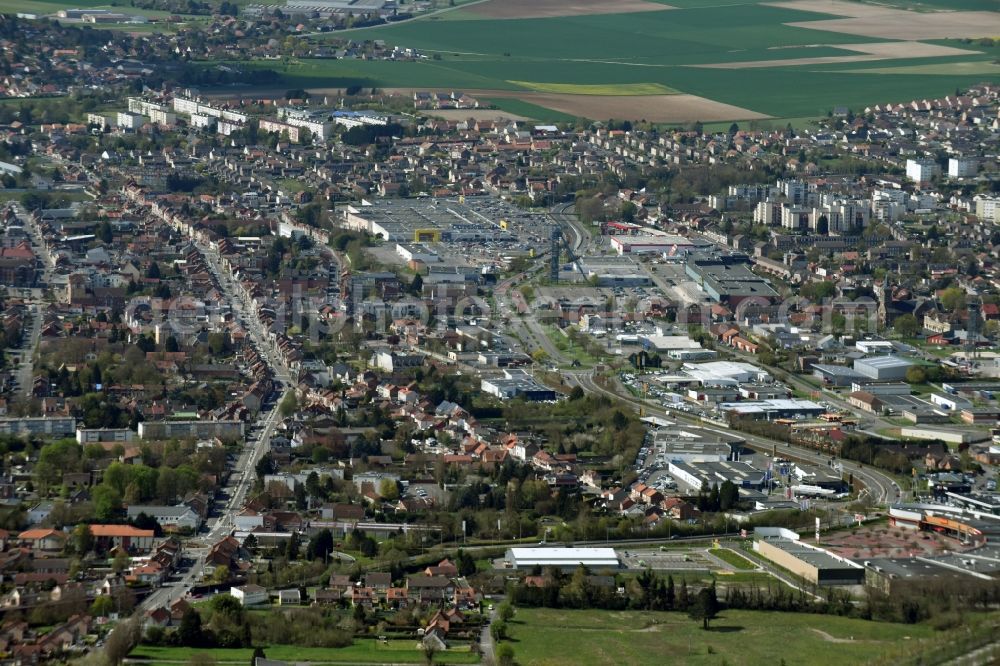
[570,370,901,506]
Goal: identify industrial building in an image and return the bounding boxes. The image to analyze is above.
[853,355,914,382]
[754,537,865,586]
[575,255,651,287]
[812,363,867,387]
[650,425,743,463]
[610,234,693,255]
[667,460,767,491]
[340,196,547,245]
[504,547,620,571]
[685,254,779,305]
[718,399,824,420]
[681,360,771,385]
[481,369,557,402]
[640,335,705,354]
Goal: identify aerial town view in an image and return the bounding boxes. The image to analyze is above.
[0,0,998,664]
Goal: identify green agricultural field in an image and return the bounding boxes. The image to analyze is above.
[255,0,1000,124]
[504,607,938,666]
[130,641,479,664]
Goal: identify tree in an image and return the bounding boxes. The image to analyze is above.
[940,286,965,312]
[893,313,919,339]
[285,531,300,560]
[490,619,508,641]
[92,485,123,522]
[97,220,113,244]
[378,478,400,501]
[90,595,114,617]
[112,550,130,574]
[568,386,584,401]
[279,392,298,417]
[178,607,205,647]
[456,549,476,577]
[71,523,94,556]
[497,602,515,622]
[688,584,720,630]
[146,262,161,280]
[307,528,335,561]
[719,480,739,511]
[105,616,143,665]
[905,366,927,385]
[410,273,423,296]
[496,643,515,666]
[165,335,180,353]
[678,579,690,610]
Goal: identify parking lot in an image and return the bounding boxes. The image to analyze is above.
[619,547,714,571]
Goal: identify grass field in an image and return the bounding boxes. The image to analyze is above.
[709,548,759,570]
[505,608,938,666]
[130,641,479,664]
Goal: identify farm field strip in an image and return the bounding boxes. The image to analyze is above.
[506,82,680,96]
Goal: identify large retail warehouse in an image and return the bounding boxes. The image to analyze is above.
[504,547,620,571]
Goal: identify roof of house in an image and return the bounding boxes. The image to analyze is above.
[89,525,154,538]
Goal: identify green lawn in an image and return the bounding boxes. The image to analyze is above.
[709,548,758,571]
[131,641,479,664]
[504,607,938,666]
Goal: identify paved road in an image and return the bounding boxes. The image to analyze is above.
[6,203,57,397]
[572,370,901,506]
[10,303,42,398]
[138,231,295,614]
[478,605,497,664]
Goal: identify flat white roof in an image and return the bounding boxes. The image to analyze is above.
[857,355,913,368]
[507,547,619,565]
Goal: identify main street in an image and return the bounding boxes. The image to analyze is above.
[6,203,57,397]
[138,232,294,614]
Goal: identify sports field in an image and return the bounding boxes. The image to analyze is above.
[505,607,938,666]
[279,0,1000,123]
